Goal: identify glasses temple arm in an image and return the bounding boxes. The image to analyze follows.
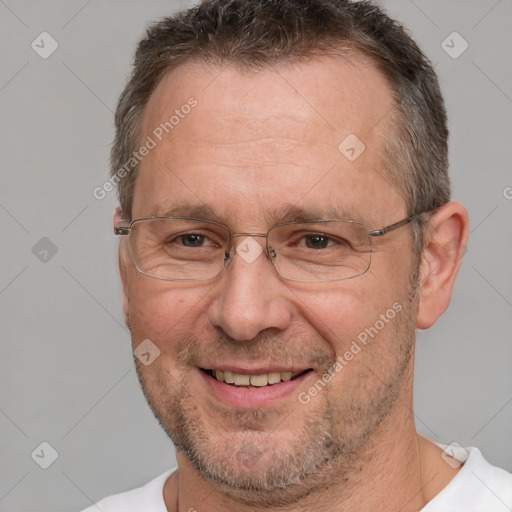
[369,215,418,237]
[114,227,131,235]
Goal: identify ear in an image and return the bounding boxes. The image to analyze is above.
[114,207,131,329]
[416,202,469,330]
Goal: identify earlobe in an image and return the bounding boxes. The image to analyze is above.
[416,202,469,330]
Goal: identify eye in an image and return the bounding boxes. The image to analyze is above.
[304,234,331,249]
[173,233,212,247]
[301,233,350,250]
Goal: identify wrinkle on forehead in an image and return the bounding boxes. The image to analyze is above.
[133,55,404,227]
[141,54,394,149]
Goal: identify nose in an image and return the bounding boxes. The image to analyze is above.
[207,236,293,341]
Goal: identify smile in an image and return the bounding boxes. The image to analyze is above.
[201,368,312,387]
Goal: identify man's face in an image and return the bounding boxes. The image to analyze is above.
[120,55,419,506]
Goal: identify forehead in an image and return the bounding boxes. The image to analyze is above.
[134,55,405,225]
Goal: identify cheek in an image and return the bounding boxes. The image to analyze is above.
[294,278,407,352]
[125,274,207,345]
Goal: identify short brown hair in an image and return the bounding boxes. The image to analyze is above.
[112,0,450,252]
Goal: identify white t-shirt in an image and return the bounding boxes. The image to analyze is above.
[80,446,512,512]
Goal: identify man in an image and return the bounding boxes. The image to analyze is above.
[82,0,512,510]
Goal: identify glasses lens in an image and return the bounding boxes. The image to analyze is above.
[268,221,371,281]
[129,218,230,280]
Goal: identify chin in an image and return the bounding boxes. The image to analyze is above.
[175,426,338,508]
[152,383,341,506]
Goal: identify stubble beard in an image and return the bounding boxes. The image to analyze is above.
[133,277,419,508]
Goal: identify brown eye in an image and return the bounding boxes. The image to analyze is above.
[178,233,207,247]
[304,234,330,249]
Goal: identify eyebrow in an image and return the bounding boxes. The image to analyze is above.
[267,204,365,225]
[147,203,366,226]
[150,204,223,221]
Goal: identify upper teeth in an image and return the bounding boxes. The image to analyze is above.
[213,370,302,387]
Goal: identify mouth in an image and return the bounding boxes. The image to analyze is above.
[198,366,315,409]
[200,368,313,388]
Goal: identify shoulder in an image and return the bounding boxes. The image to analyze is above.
[79,468,176,512]
[424,446,512,511]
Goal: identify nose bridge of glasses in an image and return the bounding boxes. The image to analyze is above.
[230,232,268,238]
[227,232,271,258]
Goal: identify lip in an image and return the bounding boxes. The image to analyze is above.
[201,365,309,375]
[198,367,313,409]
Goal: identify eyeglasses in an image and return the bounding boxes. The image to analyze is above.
[114,214,422,282]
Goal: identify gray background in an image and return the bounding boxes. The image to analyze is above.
[0,1,511,511]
